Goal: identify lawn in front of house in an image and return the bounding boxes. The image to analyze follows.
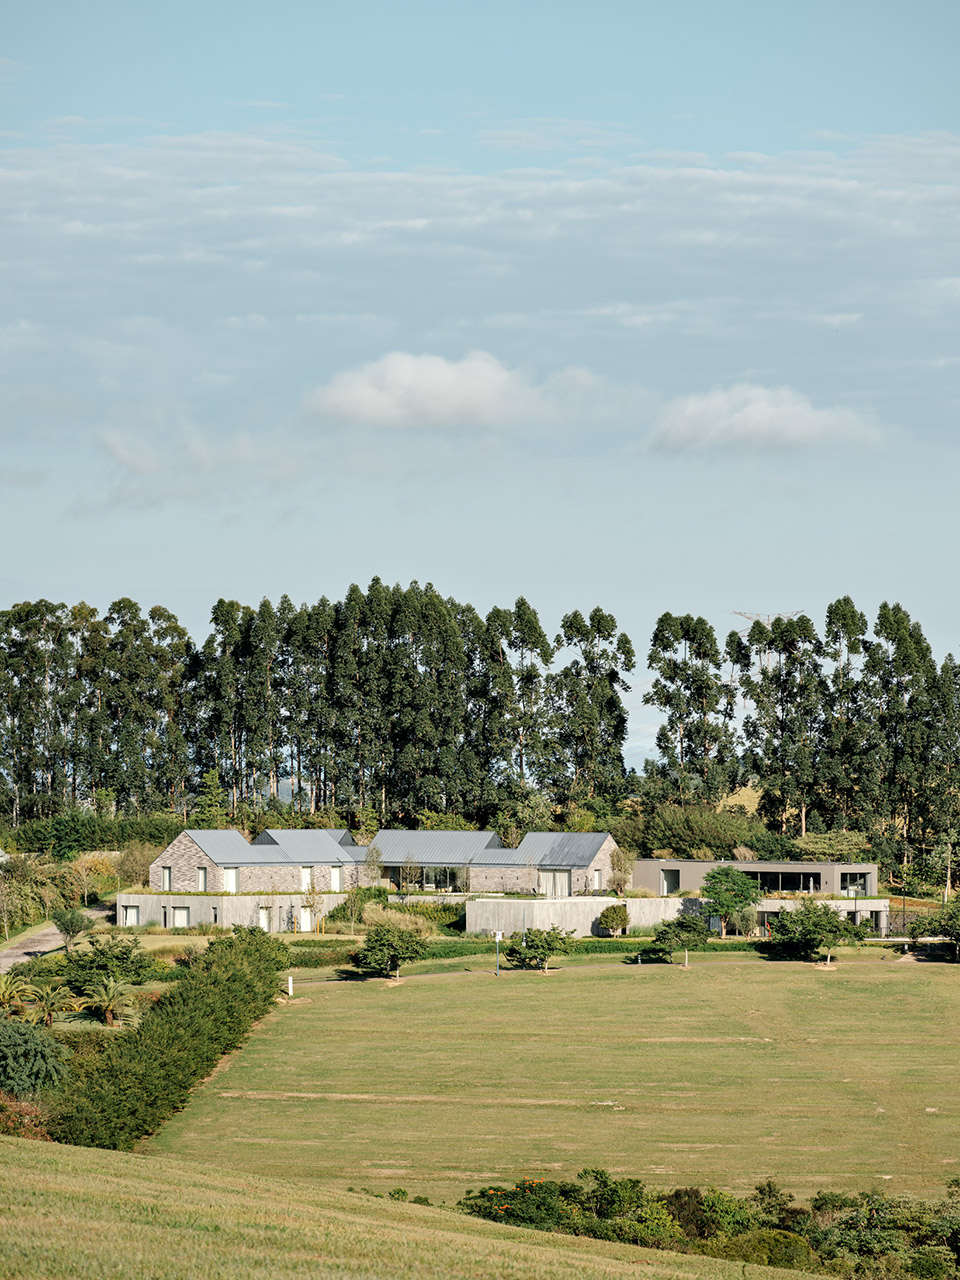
[147,958,960,1204]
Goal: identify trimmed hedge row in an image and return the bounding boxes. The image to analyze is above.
[49,928,288,1150]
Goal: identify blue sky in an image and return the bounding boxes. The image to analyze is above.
[2,2,959,767]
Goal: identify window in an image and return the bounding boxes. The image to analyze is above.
[300,866,311,893]
[161,907,167,927]
[172,907,189,928]
[212,907,218,925]
[330,865,342,893]
[841,872,868,896]
[197,866,207,892]
[299,906,312,933]
[661,869,680,895]
[593,869,602,891]
[122,905,139,926]
[223,867,238,894]
[161,866,172,891]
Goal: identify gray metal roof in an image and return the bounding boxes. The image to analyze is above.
[251,829,363,865]
[184,830,256,865]
[514,831,612,868]
[369,829,504,867]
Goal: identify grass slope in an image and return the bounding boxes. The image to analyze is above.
[0,1137,819,1280]
[150,960,960,1201]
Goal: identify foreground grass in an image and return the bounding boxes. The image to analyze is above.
[0,1138,819,1280]
[149,959,960,1203]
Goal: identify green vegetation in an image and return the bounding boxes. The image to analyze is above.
[596,903,628,935]
[355,924,428,980]
[51,927,288,1149]
[767,900,869,962]
[149,962,960,1202]
[700,866,763,937]
[0,1022,68,1097]
[0,1138,822,1280]
[503,925,575,971]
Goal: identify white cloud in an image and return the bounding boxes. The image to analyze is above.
[307,350,600,429]
[649,383,881,451]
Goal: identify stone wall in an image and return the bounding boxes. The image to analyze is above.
[149,834,222,892]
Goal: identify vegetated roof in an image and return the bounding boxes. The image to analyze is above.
[368,829,504,867]
[514,831,612,868]
[250,829,363,865]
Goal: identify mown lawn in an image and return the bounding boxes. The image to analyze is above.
[147,957,960,1203]
[0,1137,820,1280]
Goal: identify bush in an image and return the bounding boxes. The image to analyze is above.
[0,1091,51,1140]
[504,926,575,972]
[326,886,389,924]
[0,1022,69,1098]
[597,903,629,936]
[354,925,428,980]
[50,926,288,1149]
[649,914,711,962]
[361,903,434,936]
[61,938,162,991]
[12,812,185,861]
[706,1228,817,1269]
[117,841,157,888]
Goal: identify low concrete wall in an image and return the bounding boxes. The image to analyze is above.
[466,896,683,938]
[116,892,349,931]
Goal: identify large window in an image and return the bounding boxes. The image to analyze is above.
[841,872,868,896]
[122,905,139,926]
[222,867,238,894]
[172,907,189,928]
[330,865,342,892]
[300,866,311,893]
[538,869,572,897]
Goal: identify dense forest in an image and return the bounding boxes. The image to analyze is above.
[0,581,636,830]
[2,586,958,887]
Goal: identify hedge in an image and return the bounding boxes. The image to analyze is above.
[9,813,186,861]
[49,927,288,1149]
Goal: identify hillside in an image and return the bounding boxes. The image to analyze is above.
[0,1137,818,1280]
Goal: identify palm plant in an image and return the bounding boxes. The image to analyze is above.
[0,974,36,1019]
[83,977,139,1028]
[28,982,85,1029]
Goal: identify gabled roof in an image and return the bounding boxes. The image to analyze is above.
[251,829,363,865]
[184,829,255,865]
[515,831,612,868]
[327,829,356,847]
[369,829,504,867]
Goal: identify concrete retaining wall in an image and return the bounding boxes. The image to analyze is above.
[466,896,683,938]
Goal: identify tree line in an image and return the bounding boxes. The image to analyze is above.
[643,598,960,868]
[0,581,635,829]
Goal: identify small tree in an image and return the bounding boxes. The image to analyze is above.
[597,903,629,936]
[910,900,960,960]
[27,983,81,1030]
[649,913,711,962]
[608,846,634,896]
[356,924,427,980]
[504,925,575,973]
[51,907,90,952]
[399,857,421,896]
[364,842,384,889]
[767,900,867,963]
[701,867,763,938]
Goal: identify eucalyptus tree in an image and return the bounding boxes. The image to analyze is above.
[643,613,739,805]
[815,597,875,832]
[739,614,823,836]
[544,607,636,800]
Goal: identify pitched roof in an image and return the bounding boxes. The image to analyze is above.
[327,829,356,846]
[368,829,504,867]
[514,831,612,868]
[184,829,255,865]
[251,829,363,865]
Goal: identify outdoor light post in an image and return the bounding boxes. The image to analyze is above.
[495,931,503,977]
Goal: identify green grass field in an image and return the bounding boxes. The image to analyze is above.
[147,957,960,1203]
[0,1137,820,1280]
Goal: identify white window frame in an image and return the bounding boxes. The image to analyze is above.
[300,866,311,893]
[122,905,140,926]
[593,869,602,891]
[222,867,238,894]
[330,865,342,893]
[161,866,172,891]
[197,866,207,892]
[172,906,190,928]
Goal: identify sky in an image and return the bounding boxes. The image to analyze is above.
[2,1,959,768]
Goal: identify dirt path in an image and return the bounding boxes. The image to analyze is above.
[0,903,112,973]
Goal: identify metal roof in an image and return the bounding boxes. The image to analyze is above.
[251,829,363,865]
[328,829,356,846]
[514,831,612,868]
[184,830,256,865]
[369,829,504,867]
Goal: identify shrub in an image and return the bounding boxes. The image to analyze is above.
[0,1091,51,1140]
[597,903,629,935]
[504,926,575,972]
[0,1022,68,1098]
[706,1228,817,1269]
[12,812,185,861]
[649,913,711,962]
[61,938,162,991]
[326,886,389,924]
[354,925,428,979]
[50,926,288,1149]
[117,841,157,888]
